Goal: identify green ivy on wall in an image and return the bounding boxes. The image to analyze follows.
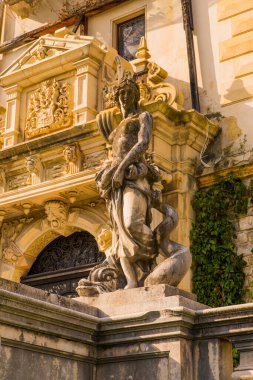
[190,175,248,307]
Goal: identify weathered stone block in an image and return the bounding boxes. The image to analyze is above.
[3,279,253,380]
[239,216,253,231]
[75,283,203,317]
[236,232,248,244]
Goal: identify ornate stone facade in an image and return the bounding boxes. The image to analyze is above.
[0,0,248,298]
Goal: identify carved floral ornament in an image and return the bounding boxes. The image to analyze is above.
[25,79,72,139]
[1,217,33,264]
[102,38,180,110]
[2,241,22,264]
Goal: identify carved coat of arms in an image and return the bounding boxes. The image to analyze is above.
[25,79,72,139]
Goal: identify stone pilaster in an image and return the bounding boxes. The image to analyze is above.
[74,57,101,123]
[3,84,22,147]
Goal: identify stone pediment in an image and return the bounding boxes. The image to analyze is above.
[0,28,124,147]
[4,33,92,70]
[0,29,105,88]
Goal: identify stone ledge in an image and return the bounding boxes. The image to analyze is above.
[75,284,206,317]
[0,277,99,317]
[0,122,98,162]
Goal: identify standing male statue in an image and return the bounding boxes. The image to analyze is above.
[77,75,191,296]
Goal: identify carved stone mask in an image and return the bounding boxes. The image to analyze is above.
[26,157,38,172]
[63,145,77,162]
[44,201,68,230]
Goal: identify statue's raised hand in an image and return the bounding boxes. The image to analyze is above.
[112,167,124,189]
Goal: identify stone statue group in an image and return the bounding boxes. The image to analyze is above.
[77,75,191,296]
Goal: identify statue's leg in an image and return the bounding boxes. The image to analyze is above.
[123,186,153,250]
[120,257,138,289]
[117,186,154,289]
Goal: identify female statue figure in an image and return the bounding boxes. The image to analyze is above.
[96,77,159,289]
[76,76,191,296]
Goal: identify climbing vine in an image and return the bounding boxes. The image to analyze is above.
[190,175,248,307]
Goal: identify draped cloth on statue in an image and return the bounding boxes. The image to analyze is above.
[97,162,157,263]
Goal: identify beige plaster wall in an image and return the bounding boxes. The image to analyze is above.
[1,0,66,42]
[192,0,253,143]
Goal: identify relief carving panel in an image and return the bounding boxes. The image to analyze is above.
[83,150,107,169]
[25,79,72,139]
[45,160,65,180]
[1,217,33,263]
[7,172,30,190]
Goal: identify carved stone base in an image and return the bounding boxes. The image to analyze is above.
[75,283,201,317]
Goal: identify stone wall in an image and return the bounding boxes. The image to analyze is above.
[236,195,253,302]
[2,278,253,380]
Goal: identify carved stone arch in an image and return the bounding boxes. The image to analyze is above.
[0,207,109,283]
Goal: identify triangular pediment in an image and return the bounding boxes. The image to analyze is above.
[0,30,106,88]
[0,30,103,81]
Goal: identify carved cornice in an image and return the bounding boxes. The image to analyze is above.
[197,163,253,188]
[0,122,98,162]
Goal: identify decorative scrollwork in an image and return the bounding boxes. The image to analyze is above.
[2,241,22,264]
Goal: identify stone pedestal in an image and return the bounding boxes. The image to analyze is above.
[76,284,232,380]
[75,283,202,316]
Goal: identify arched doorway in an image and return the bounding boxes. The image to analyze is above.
[21,231,104,297]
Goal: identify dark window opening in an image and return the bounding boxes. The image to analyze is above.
[117,14,145,61]
[21,231,104,297]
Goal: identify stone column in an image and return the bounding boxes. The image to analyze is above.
[3,84,22,147]
[231,335,253,379]
[74,57,100,124]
